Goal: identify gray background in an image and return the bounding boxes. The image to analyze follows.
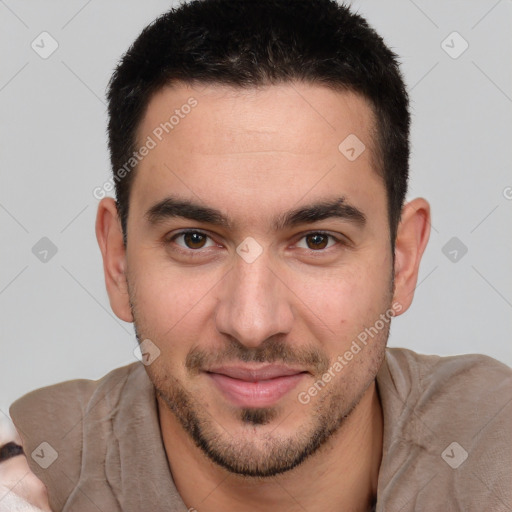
[1,0,511,416]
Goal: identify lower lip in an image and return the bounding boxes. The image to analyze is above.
[206,372,306,407]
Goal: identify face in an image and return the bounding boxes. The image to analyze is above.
[121,83,396,476]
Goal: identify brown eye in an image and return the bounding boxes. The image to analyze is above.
[166,230,217,255]
[305,233,329,250]
[183,232,208,249]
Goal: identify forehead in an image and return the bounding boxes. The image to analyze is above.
[130,82,385,230]
[138,82,377,154]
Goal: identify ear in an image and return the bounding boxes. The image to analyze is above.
[392,198,431,315]
[95,198,133,323]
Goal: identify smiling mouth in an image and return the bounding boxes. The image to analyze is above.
[204,364,309,407]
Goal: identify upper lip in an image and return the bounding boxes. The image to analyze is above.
[205,365,307,381]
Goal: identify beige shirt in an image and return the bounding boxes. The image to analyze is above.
[9,348,512,511]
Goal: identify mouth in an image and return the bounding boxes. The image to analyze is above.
[204,364,309,408]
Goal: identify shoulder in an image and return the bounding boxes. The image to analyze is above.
[376,348,512,510]
[8,363,147,511]
[381,346,512,397]
[378,346,512,432]
[9,362,147,450]
[10,362,144,421]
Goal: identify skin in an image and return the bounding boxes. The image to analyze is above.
[96,83,430,511]
[0,423,51,511]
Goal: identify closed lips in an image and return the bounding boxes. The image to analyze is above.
[204,365,309,407]
[205,365,308,381]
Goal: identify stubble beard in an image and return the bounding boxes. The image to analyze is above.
[128,283,391,478]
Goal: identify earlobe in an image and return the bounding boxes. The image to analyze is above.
[95,198,133,323]
[392,198,431,315]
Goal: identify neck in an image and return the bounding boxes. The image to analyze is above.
[158,381,382,512]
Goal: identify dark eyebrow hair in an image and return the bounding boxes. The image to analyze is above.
[146,197,231,228]
[274,197,366,230]
[145,196,366,230]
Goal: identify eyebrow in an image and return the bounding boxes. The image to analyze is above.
[145,196,366,231]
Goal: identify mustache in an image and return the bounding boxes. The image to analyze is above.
[185,336,330,376]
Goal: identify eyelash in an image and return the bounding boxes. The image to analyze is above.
[164,229,347,254]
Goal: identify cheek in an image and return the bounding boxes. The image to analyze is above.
[129,260,222,351]
[297,253,392,333]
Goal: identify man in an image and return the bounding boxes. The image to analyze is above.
[5,0,511,510]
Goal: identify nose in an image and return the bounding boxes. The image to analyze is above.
[214,253,294,348]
